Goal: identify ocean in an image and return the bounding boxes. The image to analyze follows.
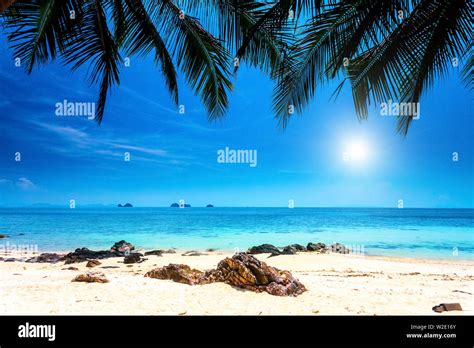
[0,207,472,260]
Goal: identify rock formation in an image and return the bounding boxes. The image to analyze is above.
[145,264,204,285]
[145,252,306,297]
[247,244,281,255]
[123,253,144,264]
[307,242,328,253]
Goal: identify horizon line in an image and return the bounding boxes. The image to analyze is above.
[0,205,473,210]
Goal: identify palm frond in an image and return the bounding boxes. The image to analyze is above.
[122,0,179,104]
[347,0,471,134]
[62,0,121,124]
[158,0,233,120]
[3,0,84,73]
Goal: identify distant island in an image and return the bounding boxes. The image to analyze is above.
[170,203,191,208]
[206,204,214,208]
[118,203,133,208]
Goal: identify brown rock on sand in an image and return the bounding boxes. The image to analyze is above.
[145,264,204,285]
[86,260,102,268]
[432,303,463,313]
[145,252,306,297]
[72,271,109,283]
[206,253,307,296]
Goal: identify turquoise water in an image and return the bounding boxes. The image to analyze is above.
[0,207,473,260]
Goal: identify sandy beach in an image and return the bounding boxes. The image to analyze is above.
[0,249,472,315]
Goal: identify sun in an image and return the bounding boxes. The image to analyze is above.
[344,140,369,163]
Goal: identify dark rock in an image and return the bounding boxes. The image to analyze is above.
[72,271,109,283]
[307,242,328,253]
[26,253,64,263]
[330,243,350,254]
[64,240,136,264]
[282,245,298,254]
[288,244,306,252]
[124,253,144,264]
[144,250,163,257]
[269,245,299,258]
[248,244,281,255]
[145,253,306,297]
[63,248,116,264]
[118,203,133,207]
[62,267,79,271]
[86,260,102,268]
[19,233,25,236]
[206,248,217,252]
[110,240,135,255]
[145,264,204,285]
[206,204,214,208]
[163,249,176,254]
[118,204,123,207]
[0,234,8,239]
[4,258,17,262]
[100,266,120,269]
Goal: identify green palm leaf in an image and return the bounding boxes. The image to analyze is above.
[122,0,179,104]
[62,0,121,124]
[158,0,233,120]
[3,0,84,73]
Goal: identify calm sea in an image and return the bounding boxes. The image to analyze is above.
[0,207,472,260]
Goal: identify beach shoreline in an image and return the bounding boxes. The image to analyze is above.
[1,247,473,315]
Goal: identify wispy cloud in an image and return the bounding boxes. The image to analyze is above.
[29,121,190,167]
[16,177,36,191]
[106,143,168,157]
[0,178,36,191]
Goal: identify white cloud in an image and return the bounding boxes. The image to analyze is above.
[16,178,36,191]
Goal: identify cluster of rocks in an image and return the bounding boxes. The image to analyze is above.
[248,242,350,257]
[23,240,145,265]
[145,252,306,297]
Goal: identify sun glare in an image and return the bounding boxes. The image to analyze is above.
[344,139,370,164]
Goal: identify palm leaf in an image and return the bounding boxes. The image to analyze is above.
[62,0,121,124]
[122,0,179,104]
[3,0,84,73]
[158,0,233,120]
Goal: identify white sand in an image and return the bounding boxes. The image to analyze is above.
[0,250,472,315]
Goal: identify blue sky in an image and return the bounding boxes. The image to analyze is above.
[0,35,472,208]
